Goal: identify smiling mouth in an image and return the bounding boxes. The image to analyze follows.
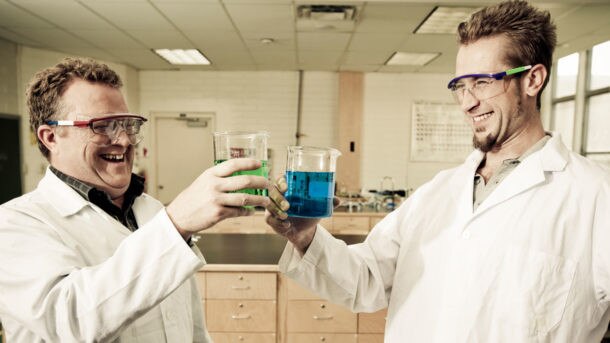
[101,153,125,162]
[473,111,493,123]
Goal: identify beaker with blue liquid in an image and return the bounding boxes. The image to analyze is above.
[284,146,341,218]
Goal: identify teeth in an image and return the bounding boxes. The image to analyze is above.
[473,112,492,122]
[102,154,124,161]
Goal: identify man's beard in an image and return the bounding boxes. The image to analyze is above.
[473,132,497,153]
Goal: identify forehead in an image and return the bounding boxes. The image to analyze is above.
[60,79,128,119]
[455,35,512,76]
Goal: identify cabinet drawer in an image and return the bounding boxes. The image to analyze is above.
[195,272,206,301]
[358,309,386,333]
[207,272,276,299]
[206,300,276,332]
[287,333,357,343]
[285,276,320,300]
[357,334,384,343]
[331,217,369,234]
[209,332,276,343]
[251,215,274,233]
[287,300,357,333]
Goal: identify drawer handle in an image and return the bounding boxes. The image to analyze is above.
[231,285,251,290]
[313,315,334,320]
[231,314,252,320]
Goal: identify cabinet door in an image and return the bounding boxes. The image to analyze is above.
[287,300,357,333]
[357,309,387,333]
[207,272,276,300]
[206,300,276,332]
[287,333,357,343]
[284,276,320,300]
[209,332,276,343]
[195,272,206,302]
[369,216,383,228]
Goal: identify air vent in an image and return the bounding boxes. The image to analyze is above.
[297,5,357,21]
[296,4,360,32]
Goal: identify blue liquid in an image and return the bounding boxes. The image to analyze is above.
[285,171,335,218]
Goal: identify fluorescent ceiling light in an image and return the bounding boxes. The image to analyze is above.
[154,49,210,65]
[386,52,440,66]
[415,7,479,34]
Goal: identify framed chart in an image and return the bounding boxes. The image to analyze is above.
[410,102,472,162]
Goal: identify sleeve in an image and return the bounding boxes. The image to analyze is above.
[0,207,205,342]
[278,203,407,313]
[593,175,610,304]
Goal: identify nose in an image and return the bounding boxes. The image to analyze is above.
[460,88,480,113]
[110,125,133,146]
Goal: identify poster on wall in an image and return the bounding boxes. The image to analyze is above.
[410,101,472,162]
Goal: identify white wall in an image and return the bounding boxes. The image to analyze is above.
[139,70,300,194]
[362,73,459,193]
[17,46,140,192]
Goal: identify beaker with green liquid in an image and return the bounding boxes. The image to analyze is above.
[213,131,269,197]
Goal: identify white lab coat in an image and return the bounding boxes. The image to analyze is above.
[280,134,610,342]
[0,168,212,342]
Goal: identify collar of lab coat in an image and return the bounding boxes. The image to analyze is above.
[38,167,95,217]
[463,131,569,173]
[459,132,570,216]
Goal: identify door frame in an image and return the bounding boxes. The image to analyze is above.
[150,111,216,199]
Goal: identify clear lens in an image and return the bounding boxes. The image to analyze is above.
[89,117,144,145]
[450,77,507,104]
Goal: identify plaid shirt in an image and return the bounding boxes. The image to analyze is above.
[50,166,145,231]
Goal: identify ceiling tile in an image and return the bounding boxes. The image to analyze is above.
[53,47,121,63]
[251,50,296,65]
[13,0,114,30]
[75,30,143,49]
[297,32,351,51]
[225,3,293,34]
[349,32,405,52]
[0,1,53,28]
[154,2,235,31]
[555,4,610,43]
[377,65,419,73]
[343,51,393,65]
[203,48,254,66]
[416,52,455,74]
[9,28,94,48]
[111,49,173,69]
[0,26,43,46]
[245,37,295,52]
[127,30,193,48]
[361,3,433,21]
[186,30,246,51]
[398,34,457,53]
[82,1,174,30]
[298,50,343,67]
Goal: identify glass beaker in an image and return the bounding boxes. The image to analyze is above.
[213,131,269,196]
[284,146,341,218]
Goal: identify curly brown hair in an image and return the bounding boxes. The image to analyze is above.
[26,57,123,158]
[457,0,557,109]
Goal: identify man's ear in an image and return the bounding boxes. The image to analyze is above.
[37,124,58,153]
[523,64,547,98]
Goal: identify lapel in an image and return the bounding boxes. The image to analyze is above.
[473,134,569,217]
[39,167,132,234]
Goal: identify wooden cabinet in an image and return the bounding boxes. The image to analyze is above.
[331,216,370,235]
[199,270,277,340]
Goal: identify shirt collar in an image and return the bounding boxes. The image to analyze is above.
[46,166,145,215]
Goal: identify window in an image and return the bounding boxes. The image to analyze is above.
[550,53,579,149]
[549,40,610,168]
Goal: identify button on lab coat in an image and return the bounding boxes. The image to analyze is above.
[280,134,610,342]
[0,168,212,342]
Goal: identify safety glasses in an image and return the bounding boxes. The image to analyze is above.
[447,65,532,104]
[46,114,147,145]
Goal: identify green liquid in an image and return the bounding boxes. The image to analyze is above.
[214,160,269,197]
